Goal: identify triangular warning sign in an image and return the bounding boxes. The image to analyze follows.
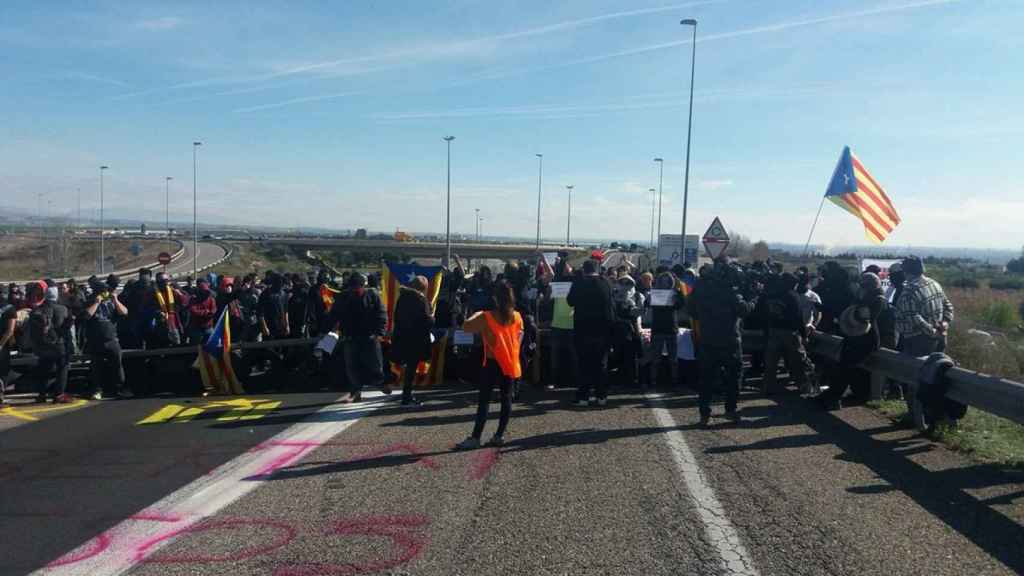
[702,217,730,259]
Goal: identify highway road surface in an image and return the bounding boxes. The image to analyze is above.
[1,383,1022,575]
[162,241,227,279]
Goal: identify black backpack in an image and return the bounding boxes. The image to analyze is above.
[29,304,60,350]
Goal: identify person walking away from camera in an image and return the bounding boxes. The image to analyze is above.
[0,296,23,402]
[612,276,643,389]
[758,273,814,395]
[333,273,388,403]
[288,273,312,338]
[816,263,855,335]
[817,273,895,410]
[895,256,953,357]
[456,280,523,449]
[392,276,434,406]
[81,276,129,399]
[187,278,218,345]
[30,285,73,403]
[567,259,615,406]
[688,259,756,426]
[644,271,684,390]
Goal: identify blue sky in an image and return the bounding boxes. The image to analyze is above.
[1,0,1021,249]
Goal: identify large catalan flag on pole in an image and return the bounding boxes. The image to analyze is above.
[380,262,446,387]
[195,308,244,395]
[825,146,901,244]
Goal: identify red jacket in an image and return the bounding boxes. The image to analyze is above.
[188,294,218,330]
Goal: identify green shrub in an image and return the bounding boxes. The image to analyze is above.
[981,301,1020,329]
[990,276,1024,291]
[950,276,980,289]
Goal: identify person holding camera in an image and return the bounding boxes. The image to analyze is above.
[82,276,130,400]
[688,258,757,426]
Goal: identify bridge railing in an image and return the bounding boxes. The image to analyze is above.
[8,328,1024,433]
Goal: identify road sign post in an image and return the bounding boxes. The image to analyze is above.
[158,251,172,271]
[702,216,730,260]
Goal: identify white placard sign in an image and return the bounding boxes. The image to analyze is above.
[543,252,558,267]
[550,282,572,299]
[650,289,674,307]
[453,330,475,346]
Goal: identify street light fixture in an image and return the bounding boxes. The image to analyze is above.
[535,154,543,250]
[566,185,574,246]
[475,208,481,242]
[99,165,109,274]
[165,177,173,253]
[192,142,202,280]
[654,157,665,260]
[680,18,697,264]
[443,136,455,267]
[649,188,657,249]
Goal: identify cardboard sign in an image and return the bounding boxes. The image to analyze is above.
[543,252,558,267]
[650,289,675,307]
[550,282,572,299]
[453,330,475,346]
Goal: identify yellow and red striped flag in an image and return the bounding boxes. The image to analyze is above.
[380,262,446,387]
[826,146,901,244]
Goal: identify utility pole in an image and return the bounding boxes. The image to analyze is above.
[566,185,574,246]
[443,136,455,267]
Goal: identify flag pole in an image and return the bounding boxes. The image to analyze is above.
[802,196,827,256]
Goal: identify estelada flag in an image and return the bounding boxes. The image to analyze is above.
[194,307,244,395]
[825,146,901,244]
[380,262,446,387]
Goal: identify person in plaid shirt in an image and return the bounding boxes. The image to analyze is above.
[894,256,954,357]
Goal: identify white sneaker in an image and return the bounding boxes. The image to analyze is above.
[91,391,103,401]
[597,398,608,407]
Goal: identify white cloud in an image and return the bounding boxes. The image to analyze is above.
[137,17,183,31]
[698,179,733,191]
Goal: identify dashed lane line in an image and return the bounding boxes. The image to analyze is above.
[648,395,760,576]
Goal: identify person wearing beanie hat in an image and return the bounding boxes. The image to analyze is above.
[28,280,72,404]
[885,262,905,304]
[894,255,954,358]
[330,267,387,404]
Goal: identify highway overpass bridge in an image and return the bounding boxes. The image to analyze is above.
[236,237,589,260]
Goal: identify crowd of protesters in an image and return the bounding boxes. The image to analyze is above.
[0,252,954,438]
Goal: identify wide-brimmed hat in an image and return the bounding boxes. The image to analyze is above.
[839,305,872,337]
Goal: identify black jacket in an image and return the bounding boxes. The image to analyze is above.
[391,287,434,364]
[688,277,755,348]
[567,275,615,338]
[757,288,807,338]
[332,287,387,339]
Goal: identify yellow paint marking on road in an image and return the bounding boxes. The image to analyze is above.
[136,398,281,425]
[0,406,40,421]
[136,404,188,425]
[0,398,89,421]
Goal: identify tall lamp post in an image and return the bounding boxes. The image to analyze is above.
[649,188,657,249]
[653,157,665,259]
[165,176,173,253]
[192,142,202,280]
[535,154,543,250]
[99,165,108,274]
[443,136,455,267]
[475,208,481,242]
[680,18,698,263]
[565,185,574,246]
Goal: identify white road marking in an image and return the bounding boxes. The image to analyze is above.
[37,393,389,576]
[649,395,760,576]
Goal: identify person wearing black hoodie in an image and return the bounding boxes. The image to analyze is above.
[332,273,388,403]
[391,276,434,406]
[566,259,615,406]
[757,273,814,395]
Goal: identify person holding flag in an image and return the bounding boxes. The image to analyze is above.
[195,306,244,396]
[391,275,434,406]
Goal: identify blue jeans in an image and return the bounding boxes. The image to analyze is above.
[343,337,384,394]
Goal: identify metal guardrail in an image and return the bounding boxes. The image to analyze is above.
[9,327,1024,433]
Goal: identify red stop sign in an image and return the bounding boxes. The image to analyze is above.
[158,252,172,265]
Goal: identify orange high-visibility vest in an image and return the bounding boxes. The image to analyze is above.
[482,311,523,379]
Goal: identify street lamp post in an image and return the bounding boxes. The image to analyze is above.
[443,136,455,267]
[475,208,480,242]
[649,188,657,249]
[99,165,108,274]
[165,177,173,253]
[565,185,574,246]
[535,154,543,250]
[654,157,665,260]
[680,18,698,263]
[192,142,202,280]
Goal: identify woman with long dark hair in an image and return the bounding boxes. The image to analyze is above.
[455,280,523,449]
[391,275,434,406]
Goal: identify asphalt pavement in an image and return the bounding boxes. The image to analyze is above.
[2,382,1023,576]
